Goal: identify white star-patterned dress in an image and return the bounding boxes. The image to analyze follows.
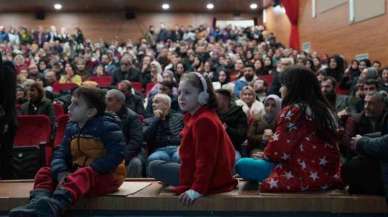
[260,104,343,192]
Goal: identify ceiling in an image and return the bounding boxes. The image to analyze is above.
[0,0,264,13]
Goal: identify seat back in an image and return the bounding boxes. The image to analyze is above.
[89,75,113,88]
[53,101,65,118]
[14,115,52,147]
[13,115,52,179]
[52,82,78,94]
[132,82,143,93]
[54,114,70,147]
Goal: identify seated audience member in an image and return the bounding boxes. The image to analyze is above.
[350,133,388,199]
[337,80,366,121]
[253,79,268,102]
[20,81,56,124]
[145,80,180,117]
[59,63,82,86]
[106,89,144,178]
[235,85,265,123]
[212,69,234,92]
[27,62,44,81]
[144,93,183,164]
[269,57,294,96]
[381,67,388,93]
[44,70,57,91]
[341,92,388,161]
[326,55,345,82]
[215,89,248,158]
[236,66,342,192]
[340,59,361,90]
[112,56,141,85]
[320,76,348,112]
[247,94,281,155]
[363,79,380,95]
[117,80,145,115]
[149,72,237,205]
[16,85,28,105]
[360,67,379,81]
[234,64,257,97]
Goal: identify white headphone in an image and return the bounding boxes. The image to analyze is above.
[194,72,209,105]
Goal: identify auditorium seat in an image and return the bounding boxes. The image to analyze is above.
[52,82,79,94]
[0,179,386,215]
[145,82,156,95]
[132,82,143,93]
[13,115,52,178]
[259,75,273,88]
[336,86,350,95]
[89,75,113,88]
[54,114,69,148]
[53,101,65,118]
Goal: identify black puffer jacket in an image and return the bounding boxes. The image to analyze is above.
[218,104,248,152]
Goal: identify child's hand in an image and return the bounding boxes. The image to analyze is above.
[252,151,264,159]
[179,189,202,206]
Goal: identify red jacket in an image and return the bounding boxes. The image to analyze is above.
[172,107,238,195]
[261,104,342,192]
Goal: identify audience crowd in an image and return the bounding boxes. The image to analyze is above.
[1,23,388,199]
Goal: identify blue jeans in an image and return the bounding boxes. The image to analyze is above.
[147,146,180,163]
[236,158,275,182]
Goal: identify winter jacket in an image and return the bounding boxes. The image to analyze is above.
[51,113,126,184]
[218,104,248,152]
[173,106,238,195]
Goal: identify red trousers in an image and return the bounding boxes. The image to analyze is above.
[34,167,122,202]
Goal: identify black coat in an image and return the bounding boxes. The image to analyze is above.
[112,67,141,85]
[117,106,143,162]
[143,112,184,152]
[357,134,388,200]
[218,104,248,151]
[20,97,56,124]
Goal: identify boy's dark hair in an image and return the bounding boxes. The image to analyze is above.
[215,88,232,101]
[160,80,175,89]
[73,87,106,116]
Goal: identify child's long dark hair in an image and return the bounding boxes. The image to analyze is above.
[281,66,338,138]
[180,72,218,109]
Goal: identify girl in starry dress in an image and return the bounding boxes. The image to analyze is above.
[236,66,342,192]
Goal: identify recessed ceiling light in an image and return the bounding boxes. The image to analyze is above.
[206,3,215,10]
[162,3,170,10]
[54,3,62,10]
[250,3,258,10]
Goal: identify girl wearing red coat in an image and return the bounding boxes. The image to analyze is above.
[236,66,342,192]
[149,72,237,206]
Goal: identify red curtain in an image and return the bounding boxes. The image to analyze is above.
[282,0,300,50]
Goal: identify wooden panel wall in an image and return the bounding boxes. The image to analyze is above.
[300,0,388,64]
[0,12,261,42]
[262,0,388,64]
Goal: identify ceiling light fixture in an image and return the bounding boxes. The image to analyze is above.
[54,3,62,10]
[206,3,215,10]
[162,3,170,10]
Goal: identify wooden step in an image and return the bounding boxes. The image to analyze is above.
[0,179,387,214]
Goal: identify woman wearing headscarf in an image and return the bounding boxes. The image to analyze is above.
[247,94,282,154]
